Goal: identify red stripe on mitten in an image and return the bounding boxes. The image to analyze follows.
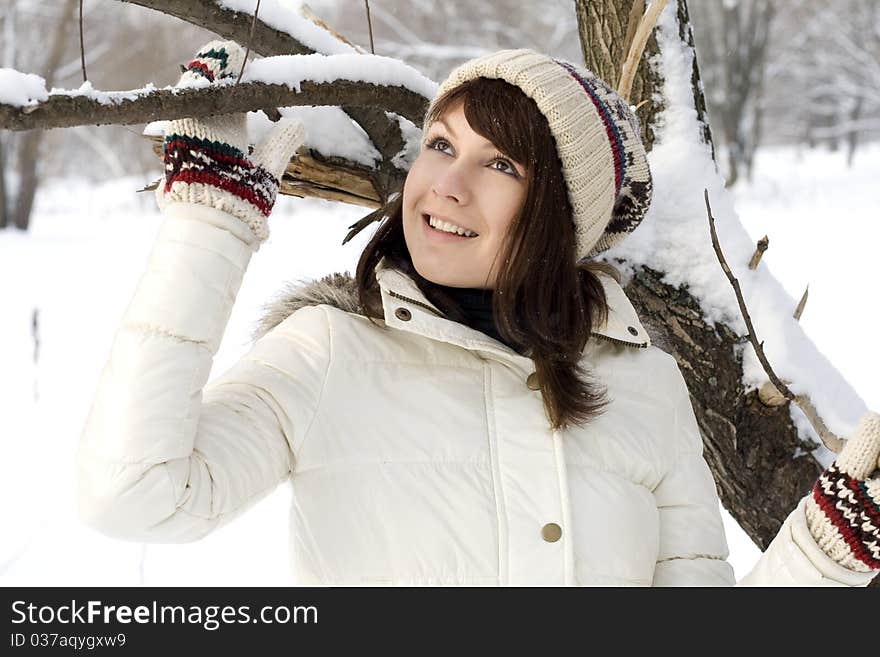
[806,412,880,572]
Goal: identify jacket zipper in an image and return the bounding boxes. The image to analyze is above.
[387,290,446,318]
[590,332,648,349]
[390,289,646,349]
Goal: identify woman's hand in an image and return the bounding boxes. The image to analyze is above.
[806,412,880,572]
[155,40,304,246]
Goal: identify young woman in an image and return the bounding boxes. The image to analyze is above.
[77,41,880,586]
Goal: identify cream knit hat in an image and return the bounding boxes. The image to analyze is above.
[428,49,653,262]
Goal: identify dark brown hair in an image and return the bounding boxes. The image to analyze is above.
[355,77,619,432]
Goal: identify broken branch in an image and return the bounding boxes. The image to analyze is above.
[146,134,385,209]
[617,0,669,102]
[793,285,809,321]
[748,235,768,270]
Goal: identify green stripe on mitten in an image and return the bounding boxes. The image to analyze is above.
[155,40,304,247]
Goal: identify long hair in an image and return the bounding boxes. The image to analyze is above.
[355,77,619,432]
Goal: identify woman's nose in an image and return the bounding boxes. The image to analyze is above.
[431,161,471,205]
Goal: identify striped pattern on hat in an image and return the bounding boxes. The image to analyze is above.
[428,49,652,262]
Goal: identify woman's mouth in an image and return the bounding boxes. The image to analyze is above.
[422,213,479,240]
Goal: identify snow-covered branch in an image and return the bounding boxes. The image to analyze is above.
[115,0,428,198]
[118,0,354,57]
[0,50,434,207]
[0,52,434,131]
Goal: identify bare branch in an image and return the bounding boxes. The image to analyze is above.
[364,0,375,54]
[235,0,262,86]
[705,189,843,453]
[78,0,87,83]
[117,0,317,57]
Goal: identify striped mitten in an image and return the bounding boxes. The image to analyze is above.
[155,40,304,246]
[806,412,880,572]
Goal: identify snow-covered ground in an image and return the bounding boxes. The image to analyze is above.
[1,140,876,585]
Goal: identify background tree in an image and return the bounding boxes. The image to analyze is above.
[688,0,775,186]
[0,0,216,231]
[769,0,880,164]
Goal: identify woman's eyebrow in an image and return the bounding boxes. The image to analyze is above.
[435,116,458,139]
[436,117,510,153]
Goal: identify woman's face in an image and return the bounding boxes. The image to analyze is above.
[402,101,528,289]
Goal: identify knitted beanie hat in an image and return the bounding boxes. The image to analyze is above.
[427,49,653,262]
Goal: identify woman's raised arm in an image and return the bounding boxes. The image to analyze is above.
[75,41,325,544]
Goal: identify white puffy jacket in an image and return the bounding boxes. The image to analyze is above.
[76,202,876,587]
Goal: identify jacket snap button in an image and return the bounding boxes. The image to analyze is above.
[395,307,412,321]
[526,372,540,390]
[542,523,562,542]
[627,325,639,336]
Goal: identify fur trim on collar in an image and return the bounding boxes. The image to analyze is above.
[250,271,362,344]
[250,267,661,351]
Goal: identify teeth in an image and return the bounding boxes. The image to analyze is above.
[428,215,477,237]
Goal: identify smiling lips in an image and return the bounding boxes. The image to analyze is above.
[422,213,479,239]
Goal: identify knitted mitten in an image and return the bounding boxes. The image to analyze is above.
[155,40,304,246]
[806,412,880,573]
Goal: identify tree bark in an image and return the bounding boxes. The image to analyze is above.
[575,0,661,149]
[577,0,876,585]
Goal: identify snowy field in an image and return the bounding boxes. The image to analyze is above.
[1,140,877,585]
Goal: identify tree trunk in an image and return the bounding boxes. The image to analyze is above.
[0,135,7,229]
[575,0,660,150]
[576,0,877,586]
[725,143,740,188]
[1,1,14,230]
[574,0,714,159]
[10,0,78,231]
[11,130,41,230]
[846,97,863,168]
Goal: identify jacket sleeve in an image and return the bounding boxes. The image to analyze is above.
[651,359,876,587]
[650,360,736,586]
[76,202,331,543]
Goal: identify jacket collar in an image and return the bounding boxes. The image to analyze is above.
[375,257,651,363]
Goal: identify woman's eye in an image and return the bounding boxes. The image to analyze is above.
[426,137,452,154]
[491,158,519,177]
[493,160,519,176]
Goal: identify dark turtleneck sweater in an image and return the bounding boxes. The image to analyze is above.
[434,284,526,355]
